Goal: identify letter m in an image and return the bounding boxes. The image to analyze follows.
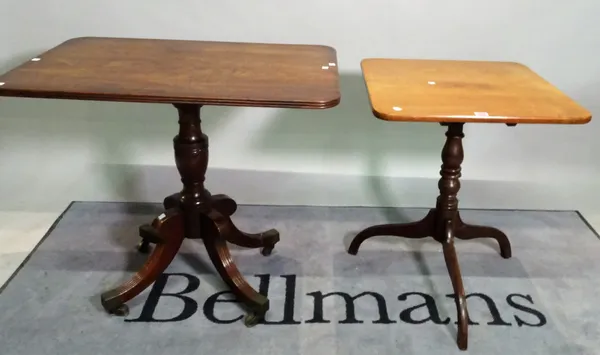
[306,291,395,324]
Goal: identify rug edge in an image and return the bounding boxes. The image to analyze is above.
[575,210,600,240]
[0,201,75,294]
[67,200,585,213]
[1,202,596,296]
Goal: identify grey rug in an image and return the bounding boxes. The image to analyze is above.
[1,202,599,354]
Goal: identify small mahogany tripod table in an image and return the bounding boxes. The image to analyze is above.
[0,37,340,325]
[348,59,591,350]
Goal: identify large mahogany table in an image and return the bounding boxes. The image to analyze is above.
[348,58,591,350]
[0,36,340,325]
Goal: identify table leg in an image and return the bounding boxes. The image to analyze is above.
[101,209,184,316]
[347,122,512,350]
[138,193,245,253]
[454,214,511,258]
[101,104,279,325]
[157,192,278,255]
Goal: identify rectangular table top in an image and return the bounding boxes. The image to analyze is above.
[361,58,591,124]
[0,37,341,109]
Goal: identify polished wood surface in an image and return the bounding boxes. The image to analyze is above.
[102,104,279,325]
[361,59,591,124]
[0,37,340,108]
[348,123,512,351]
[0,36,339,324]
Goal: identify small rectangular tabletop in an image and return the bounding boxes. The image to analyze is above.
[361,58,591,124]
[0,37,340,109]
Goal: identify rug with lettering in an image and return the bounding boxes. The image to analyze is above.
[0,202,598,354]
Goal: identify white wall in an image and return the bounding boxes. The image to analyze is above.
[1,0,600,216]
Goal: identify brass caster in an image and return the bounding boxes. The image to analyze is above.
[109,304,129,317]
[260,246,274,256]
[136,240,151,254]
[244,312,263,327]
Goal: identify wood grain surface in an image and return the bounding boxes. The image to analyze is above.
[0,37,340,108]
[361,58,591,124]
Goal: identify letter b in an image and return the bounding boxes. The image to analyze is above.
[126,273,200,323]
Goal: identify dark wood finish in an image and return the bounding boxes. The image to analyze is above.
[139,193,276,255]
[0,37,341,325]
[0,37,340,108]
[103,104,279,324]
[348,123,512,350]
[101,208,185,315]
[360,58,591,124]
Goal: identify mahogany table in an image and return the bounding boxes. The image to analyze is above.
[348,58,591,350]
[0,36,340,325]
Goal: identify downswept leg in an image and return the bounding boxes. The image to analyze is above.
[454,214,512,258]
[101,209,184,315]
[441,219,469,350]
[203,210,270,326]
[348,209,436,255]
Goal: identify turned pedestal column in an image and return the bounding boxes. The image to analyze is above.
[0,36,341,326]
[348,58,591,350]
[349,122,511,348]
[101,104,279,325]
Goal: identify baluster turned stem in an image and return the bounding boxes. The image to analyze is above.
[436,123,465,236]
[173,104,211,237]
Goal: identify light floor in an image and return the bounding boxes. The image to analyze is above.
[1,204,599,288]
